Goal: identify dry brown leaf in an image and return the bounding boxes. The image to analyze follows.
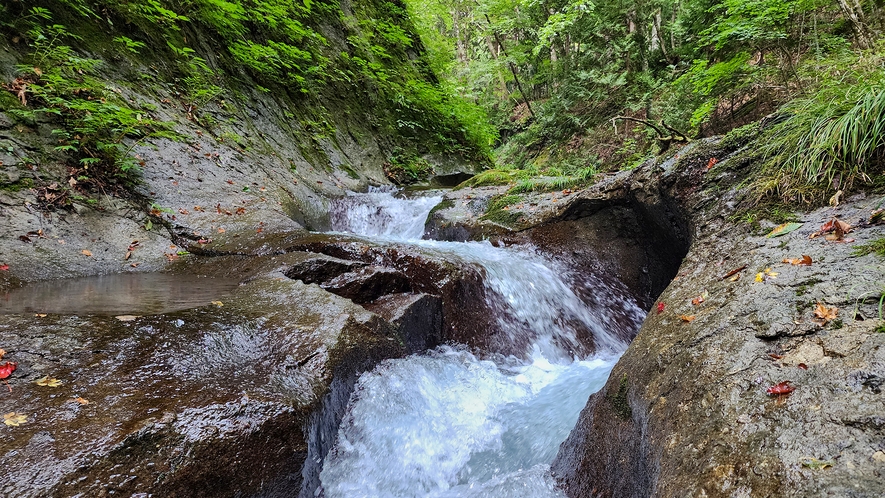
[81,249,93,257]
[0,348,5,360]
[813,302,838,323]
[70,397,90,405]
[680,315,696,323]
[783,255,813,266]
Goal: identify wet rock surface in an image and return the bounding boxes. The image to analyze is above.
[550,141,885,497]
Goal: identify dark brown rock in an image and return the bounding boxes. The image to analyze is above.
[365,293,444,354]
[320,266,412,304]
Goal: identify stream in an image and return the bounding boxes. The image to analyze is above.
[317,188,645,497]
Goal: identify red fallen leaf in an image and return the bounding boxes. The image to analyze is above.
[766,381,795,396]
[226,180,234,185]
[0,361,17,392]
[256,228,263,233]
[706,157,718,170]
[193,205,205,212]
[0,264,8,271]
[656,302,666,314]
[798,363,808,370]
[235,207,245,215]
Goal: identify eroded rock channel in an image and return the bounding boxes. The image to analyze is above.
[0,181,686,497]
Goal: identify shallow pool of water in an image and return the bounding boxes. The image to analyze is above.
[0,273,240,315]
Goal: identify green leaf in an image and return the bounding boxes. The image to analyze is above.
[767,222,803,238]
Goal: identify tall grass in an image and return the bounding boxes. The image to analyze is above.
[758,48,885,202]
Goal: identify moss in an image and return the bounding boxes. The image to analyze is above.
[852,238,885,258]
[720,122,761,151]
[455,169,512,190]
[0,178,34,192]
[338,163,361,180]
[793,278,824,297]
[608,374,632,420]
[428,198,454,216]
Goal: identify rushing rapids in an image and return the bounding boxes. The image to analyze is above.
[318,188,645,497]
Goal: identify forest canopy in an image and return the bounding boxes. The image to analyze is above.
[405,0,885,202]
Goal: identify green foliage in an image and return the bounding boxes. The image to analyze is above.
[383,149,434,184]
[6,17,174,187]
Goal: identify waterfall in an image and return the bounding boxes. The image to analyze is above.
[318,188,643,497]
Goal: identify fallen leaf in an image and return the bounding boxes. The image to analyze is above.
[728,273,741,282]
[179,208,190,215]
[0,264,8,271]
[767,222,803,238]
[828,190,843,207]
[81,249,93,257]
[211,301,223,307]
[680,315,696,322]
[768,353,783,360]
[19,235,32,243]
[767,381,795,396]
[115,315,139,321]
[217,227,226,234]
[0,361,17,392]
[691,290,709,306]
[194,205,205,212]
[35,313,46,318]
[70,397,90,405]
[124,251,131,260]
[656,302,666,314]
[3,412,27,426]
[755,267,779,282]
[226,180,234,185]
[35,376,62,387]
[813,302,838,323]
[800,458,834,470]
[720,265,747,280]
[0,349,4,360]
[165,253,179,262]
[798,363,808,370]
[783,255,813,266]
[235,207,245,215]
[813,217,852,241]
[706,157,718,170]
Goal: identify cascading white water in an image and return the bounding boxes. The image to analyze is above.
[319,189,644,497]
